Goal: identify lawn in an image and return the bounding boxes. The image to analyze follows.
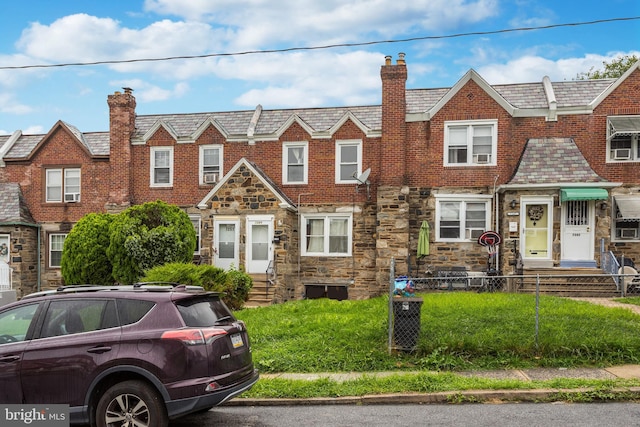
[236,292,640,373]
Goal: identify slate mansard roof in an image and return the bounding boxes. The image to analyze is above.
[0,73,622,161]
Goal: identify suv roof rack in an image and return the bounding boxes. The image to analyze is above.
[22,283,207,299]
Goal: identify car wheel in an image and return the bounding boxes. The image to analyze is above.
[95,380,168,427]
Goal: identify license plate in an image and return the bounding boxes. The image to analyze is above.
[231,333,244,348]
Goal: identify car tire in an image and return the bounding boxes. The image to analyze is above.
[95,380,168,427]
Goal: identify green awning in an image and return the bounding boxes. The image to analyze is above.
[560,188,608,203]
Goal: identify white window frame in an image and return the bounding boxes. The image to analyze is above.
[0,234,9,264]
[607,116,640,163]
[282,141,308,184]
[435,194,492,242]
[199,145,223,185]
[612,197,640,242]
[444,120,497,166]
[45,168,81,203]
[335,140,362,184]
[190,215,202,255]
[150,147,174,187]
[301,213,352,256]
[49,233,67,268]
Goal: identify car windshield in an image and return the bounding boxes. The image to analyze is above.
[176,296,234,327]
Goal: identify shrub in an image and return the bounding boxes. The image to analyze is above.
[142,263,252,310]
[61,213,115,286]
[107,200,196,284]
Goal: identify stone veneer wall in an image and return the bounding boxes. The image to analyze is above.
[1,225,39,298]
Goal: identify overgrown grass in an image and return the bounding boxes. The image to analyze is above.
[236,292,640,373]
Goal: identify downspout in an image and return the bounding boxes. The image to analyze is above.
[493,175,500,272]
[297,194,313,281]
[1,222,41,292]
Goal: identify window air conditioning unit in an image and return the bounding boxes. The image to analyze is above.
[474,153,490,164]
[613,148,631,160]
[620,228,638,239]
[203,172,219,184]
[64,193,80,203]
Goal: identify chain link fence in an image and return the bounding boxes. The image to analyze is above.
[387,258,640,353]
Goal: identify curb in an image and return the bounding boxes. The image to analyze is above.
[227,387,640,406]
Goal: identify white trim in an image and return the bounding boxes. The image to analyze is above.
[48,233,67,268]
[199,144,223,185]
[150,146,174,187]
[335,139,362,184]
[189,215,202,255]
[444,120,498,167]
[301,213,353,257]
[282,141,308,184]
[434,194,493,242]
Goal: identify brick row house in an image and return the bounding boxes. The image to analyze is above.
[1,54,639,301]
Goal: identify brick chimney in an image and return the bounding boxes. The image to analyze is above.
[380,53,407,186]
[106,88,136,211]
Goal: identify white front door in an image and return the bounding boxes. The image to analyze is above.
[246,216,273,274]
[520,198,553,267]
[214,219,239,270]
[561,200,595,261]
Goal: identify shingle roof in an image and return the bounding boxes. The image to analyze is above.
[508,138,608,185]
[0,183,35,224]
[0,75,620,160]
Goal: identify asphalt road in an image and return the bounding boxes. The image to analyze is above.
[170,403,640,426]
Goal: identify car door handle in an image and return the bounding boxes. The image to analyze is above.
[0,355,20,363]
[87,346,112,354]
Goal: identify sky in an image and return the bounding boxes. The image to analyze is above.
[0,0,638,136]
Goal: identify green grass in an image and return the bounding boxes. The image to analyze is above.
[236,292,640,373]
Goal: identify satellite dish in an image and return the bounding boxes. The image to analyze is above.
[355,168,371,184]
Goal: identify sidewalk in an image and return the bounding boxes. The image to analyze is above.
[228,365,640,406]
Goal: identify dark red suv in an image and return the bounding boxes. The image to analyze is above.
[0,284,259,426]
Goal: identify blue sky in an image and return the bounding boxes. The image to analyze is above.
[0,0,638,135]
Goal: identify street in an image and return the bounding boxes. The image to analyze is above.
[170,402,640,426]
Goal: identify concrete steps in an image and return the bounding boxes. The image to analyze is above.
[517,268,620,297]
[245,273,275,307]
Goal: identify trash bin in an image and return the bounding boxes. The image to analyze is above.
[392,297,423,351]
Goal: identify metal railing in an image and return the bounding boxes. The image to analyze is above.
[0,261,12,291]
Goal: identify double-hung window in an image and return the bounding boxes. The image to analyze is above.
[199,145,223,185]
[445,120,497,166]
[49,233,67,268]
[607,116,640,162]
[151,147,173,187]
[435,195,492,241]
[302,214,352,256]
[336,140,362,183]
[46,168,81,202]
[283,141,308,184]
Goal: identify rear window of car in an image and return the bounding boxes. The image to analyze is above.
[176,296,234,327]
[117,299,155,325]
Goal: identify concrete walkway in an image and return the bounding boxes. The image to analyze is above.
[229,365,640,406]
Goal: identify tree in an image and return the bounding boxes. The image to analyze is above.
[61,213,116,286]
[106,200,197,285]
[576,55,639,80]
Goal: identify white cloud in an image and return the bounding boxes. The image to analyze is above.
[110,79,190,102]
[218,51,383,108]
[0,93,33,115]
[477,51,640,84]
